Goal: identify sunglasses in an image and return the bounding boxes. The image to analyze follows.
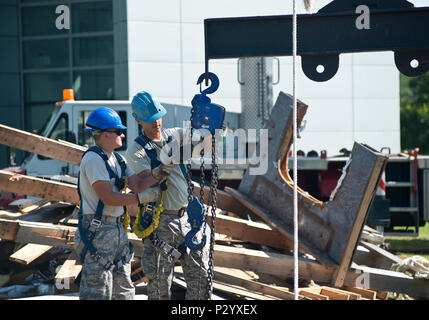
[104,129,126,136]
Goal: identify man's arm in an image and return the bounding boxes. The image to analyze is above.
[92,180,139,206]
[127,170,158,193]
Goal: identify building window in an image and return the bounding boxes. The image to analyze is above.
[20,0,114,133]
[23,39,69,69]
[73,68,114,100]
[73,36,113,67]
[22,5,68,37]
[72,1,113,33]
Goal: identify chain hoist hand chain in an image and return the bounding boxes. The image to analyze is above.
[186,108,195,205]
[205,134,218,300]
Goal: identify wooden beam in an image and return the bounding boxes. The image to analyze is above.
[193,183,248,215]
[213,266,300,300]
[359,240,402,266]
[0,170,79,204]
[173,267,280,300]
[225,187,332,264]
[0,124,85,165]
[214,244,336,284]
[298,289,329,300]
[0,218,144,256]
[211,213,294,250]
[235,92,388,288]
[319,287,353,300]
[342,286,377,300]
[344,264,429,299]
[9,243,52,265]
[54,251,82,284]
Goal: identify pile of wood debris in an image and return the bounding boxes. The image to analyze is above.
[0,91,428,300]
[0,194,426,300]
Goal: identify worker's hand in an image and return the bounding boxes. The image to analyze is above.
[137,187,161,203]
[151,164,176,181]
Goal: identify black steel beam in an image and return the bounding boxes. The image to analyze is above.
[204,0,429,81]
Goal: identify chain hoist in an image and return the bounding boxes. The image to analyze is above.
[185,72,225,299]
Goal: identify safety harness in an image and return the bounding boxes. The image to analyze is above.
[132,129,190,259]
[77,145,133,271]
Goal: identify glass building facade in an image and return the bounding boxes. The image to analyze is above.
[0,0,119,167]
[21,0,114,133]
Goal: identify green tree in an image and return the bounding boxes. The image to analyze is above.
[400,73,429,153]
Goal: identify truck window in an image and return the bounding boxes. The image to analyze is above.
[38,113,70,160]
[77,110,127,151]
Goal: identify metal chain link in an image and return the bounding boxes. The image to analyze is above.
[186,109,195,205]
[206,134,218,299]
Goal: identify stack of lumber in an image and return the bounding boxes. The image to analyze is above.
[0,114,429,299]
[0,197,422,300]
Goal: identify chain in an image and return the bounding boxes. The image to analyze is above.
[186,109,195,205]
[206,133,218,299]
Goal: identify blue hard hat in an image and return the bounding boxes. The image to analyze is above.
[85,107,127,131]
[131,91,166,123]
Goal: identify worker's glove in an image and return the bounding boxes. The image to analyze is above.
[137,187,160,203]
[151,164,176,181]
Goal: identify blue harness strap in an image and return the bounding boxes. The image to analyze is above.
[134,129,190,187]
[77,146,132,269]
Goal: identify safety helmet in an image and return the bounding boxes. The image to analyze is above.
[131,91,166,123]
[85,107,127,131]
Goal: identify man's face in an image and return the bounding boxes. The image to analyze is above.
[140,118,162,139]
[103,128,125,149]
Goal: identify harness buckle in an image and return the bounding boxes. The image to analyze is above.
[90,218,102,228]
[177,208,186,218]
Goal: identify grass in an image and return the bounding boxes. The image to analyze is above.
[384,222,429,260]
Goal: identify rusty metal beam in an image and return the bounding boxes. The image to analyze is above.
[228,91,388,287]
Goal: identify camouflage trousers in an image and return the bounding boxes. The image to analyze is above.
[142,211,210,300]
[74,215,135,300]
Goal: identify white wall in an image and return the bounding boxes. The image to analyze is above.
[125,0,425,156]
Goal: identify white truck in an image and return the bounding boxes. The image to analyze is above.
[19,90,246,181]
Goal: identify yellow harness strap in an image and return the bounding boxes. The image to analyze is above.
[132,188,165,239]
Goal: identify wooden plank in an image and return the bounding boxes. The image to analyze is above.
[211,280,280,300]
[0,124,85,165]
[225,187,330,262]
[344,264,429,299]
[193,183,248,216]
[359,240,403,266]
[214,244,336,284]
[298,288,329,300]
[0,218,19,240]
[0,170,79,205]
[320,287,352,300]
[332,155,387,288]
[213,267,299,300]
[376,290,389,300]
[210,212,293,250]
[9,243,52,265]
[54,251,82,283]
[342,286,377,300]
[360,228,384,245]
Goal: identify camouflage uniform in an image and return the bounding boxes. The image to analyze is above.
[142,213,210,300]
[126,128,210,300]
[74,215,135,300]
